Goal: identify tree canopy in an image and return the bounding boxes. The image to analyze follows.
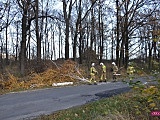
[0,0,159,75]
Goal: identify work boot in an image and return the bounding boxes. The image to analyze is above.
[99,80,103,82]
[103,78,107,82]
[94,81,97,85]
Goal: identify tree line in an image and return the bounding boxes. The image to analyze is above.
[0,0,160,75]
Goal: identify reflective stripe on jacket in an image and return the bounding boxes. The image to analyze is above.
[90,67,97,74]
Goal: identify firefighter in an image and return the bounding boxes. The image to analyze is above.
[100,62,107,82]
[127,62,135,80]
[112,62,118,80]
[127,62,135,75]
[89,63,98,83]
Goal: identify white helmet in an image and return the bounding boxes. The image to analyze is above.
[100,62,103,65]
[112,62,116,65]
[91,63,95,66]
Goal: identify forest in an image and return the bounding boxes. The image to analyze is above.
[0,0,160,88]
[0,1,160,119]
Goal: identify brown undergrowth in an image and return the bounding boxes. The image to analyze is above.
[0,59,86,92]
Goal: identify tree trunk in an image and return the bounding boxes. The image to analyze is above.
[148,42,153,71]
[35,0,41,66]
[90,8,94,50]
[101,22,104,61]
[79,31,82,64]
[63,0,73,60]
[116,0,120,66]
[16,21,19,61]
[98,0,102,62]
[20,12,27,75]
[65,20,70,60]
[58,24,62,58]
[73,26,78,61]
[5,24,8,65]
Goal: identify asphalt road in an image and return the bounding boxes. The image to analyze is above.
[0,76,153,120]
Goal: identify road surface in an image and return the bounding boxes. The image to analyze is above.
[0,76,153,120]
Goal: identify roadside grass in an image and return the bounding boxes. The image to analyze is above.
[33,90,160,120]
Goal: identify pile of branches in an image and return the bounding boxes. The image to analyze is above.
[0,59,87,90]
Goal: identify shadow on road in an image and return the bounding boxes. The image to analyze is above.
[87,87,131,103]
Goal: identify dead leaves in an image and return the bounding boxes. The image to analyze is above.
[0,59,86,91]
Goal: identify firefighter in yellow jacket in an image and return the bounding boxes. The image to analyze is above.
[112,62,118,80]
[100,62,107,82]
[127,62,135,75]
[127,62,135,80]
[90,63,98,83]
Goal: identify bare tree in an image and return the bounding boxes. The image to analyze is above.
[62,0,74,60]
[0,1,17,68]
[35,0,41,63]
[17,0,33,75]
[114,0,159,68]
[72,0,82,61]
